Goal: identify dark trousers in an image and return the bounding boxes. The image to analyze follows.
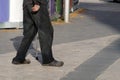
[14,4,54,64]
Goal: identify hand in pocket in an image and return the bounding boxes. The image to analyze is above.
[32,4,40,12]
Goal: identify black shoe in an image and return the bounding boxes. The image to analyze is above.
[42,60,64,67]
[12,59,31,65]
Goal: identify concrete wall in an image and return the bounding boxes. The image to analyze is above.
[0,0,23,28]
[9,0,23,22]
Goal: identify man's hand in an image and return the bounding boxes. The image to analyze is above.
[32,4,40,12]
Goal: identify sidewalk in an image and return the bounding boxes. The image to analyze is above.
[0,0,120,80]
[0,34,120,80]
[1,27,120,79]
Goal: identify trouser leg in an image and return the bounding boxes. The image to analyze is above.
[36,5,55,64]
[38,27,54,64]
[13,6,37,62]
[14,27,37,62]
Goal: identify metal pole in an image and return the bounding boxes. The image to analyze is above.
[64,0,70,23]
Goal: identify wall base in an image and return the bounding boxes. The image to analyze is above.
[0,22,23,29]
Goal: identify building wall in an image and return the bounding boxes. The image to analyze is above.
[0,0,79,28]
[9,0,23,22]
[0,0,9,22]
[0,0,23,28]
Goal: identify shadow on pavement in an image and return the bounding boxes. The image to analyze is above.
[78,2,120,32]
[10,36,43,63]
[100,0,120,3]
[60,38,120,80]
[10,36,35,51]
